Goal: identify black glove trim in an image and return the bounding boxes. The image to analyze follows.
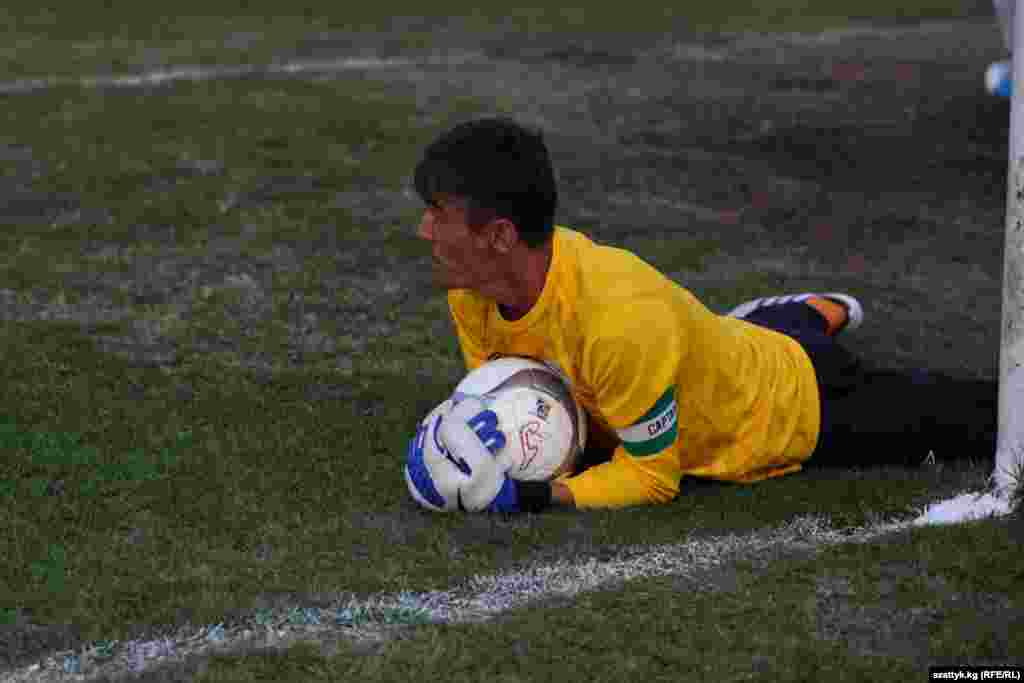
[517,480,552,513]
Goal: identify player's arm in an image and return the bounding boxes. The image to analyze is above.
[554,440,681,508]
[552,305,686,509]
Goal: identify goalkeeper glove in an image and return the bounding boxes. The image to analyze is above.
[405,396,518,513]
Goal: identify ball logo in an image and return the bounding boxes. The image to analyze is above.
[518,421,545,472]
[532,397,551,421]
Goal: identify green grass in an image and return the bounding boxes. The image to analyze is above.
[1,77,432,231]
[0,0,1013,680]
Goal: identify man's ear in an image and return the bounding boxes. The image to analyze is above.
[489,218,519,254]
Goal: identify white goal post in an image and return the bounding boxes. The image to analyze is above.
[915,4,1024,524]
[995,0,1024,496]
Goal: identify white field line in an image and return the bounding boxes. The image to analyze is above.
[3,513,929,683]
[0,53,483,95]
[0,19,980,96]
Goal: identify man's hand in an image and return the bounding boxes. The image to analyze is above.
[405,396,519,513]
[438,397,517,512]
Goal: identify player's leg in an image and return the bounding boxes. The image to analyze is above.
[729,294,998,467]
[727,292,863,336]
[811,367,998,467]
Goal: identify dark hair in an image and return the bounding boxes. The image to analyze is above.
[414,117,557,248]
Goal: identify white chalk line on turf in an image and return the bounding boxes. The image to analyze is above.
[3,514,919,683]
[0,52,483,95]
[0,19,980,96]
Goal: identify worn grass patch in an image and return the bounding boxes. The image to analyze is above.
[0,1,984,79]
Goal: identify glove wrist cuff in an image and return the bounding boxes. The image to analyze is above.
[516,480,552,514]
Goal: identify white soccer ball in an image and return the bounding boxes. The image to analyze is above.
[451,356,587,481]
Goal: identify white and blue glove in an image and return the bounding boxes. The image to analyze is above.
[404,396,520,513]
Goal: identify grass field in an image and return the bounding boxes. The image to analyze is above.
[1,1,1022,681]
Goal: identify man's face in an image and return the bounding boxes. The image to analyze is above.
[417,196,501,291]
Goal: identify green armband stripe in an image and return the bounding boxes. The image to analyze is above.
[618,387,678,457]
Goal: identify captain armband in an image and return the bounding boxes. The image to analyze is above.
[616,387,678,457]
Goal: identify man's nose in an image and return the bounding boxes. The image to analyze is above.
[417,213,434,241]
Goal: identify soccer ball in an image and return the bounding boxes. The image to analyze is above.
[451,355,587,481]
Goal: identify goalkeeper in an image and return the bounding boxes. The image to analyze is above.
[408,117,998,513]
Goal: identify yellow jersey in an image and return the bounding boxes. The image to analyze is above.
[447,227,821,508]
